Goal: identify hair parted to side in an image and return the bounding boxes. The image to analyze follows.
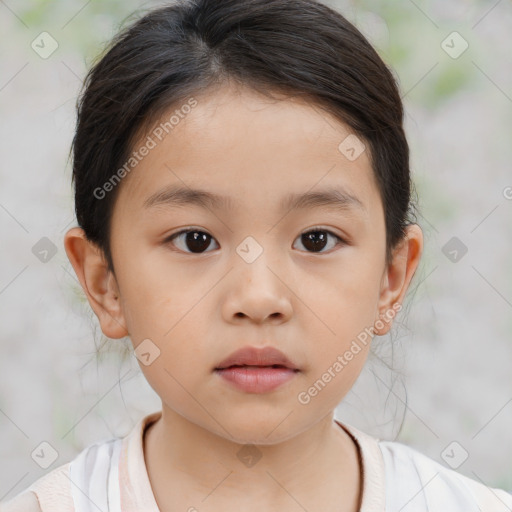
[70,0,418,277]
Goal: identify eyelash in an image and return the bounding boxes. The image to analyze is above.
[163,227,347,255]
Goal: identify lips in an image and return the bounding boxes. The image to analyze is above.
[214,346,300,393]
[214,345,300,371]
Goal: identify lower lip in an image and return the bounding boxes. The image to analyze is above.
[215,366,299,393]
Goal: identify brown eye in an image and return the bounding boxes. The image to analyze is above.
[293,229,345,253]
[166,229,218,254]
[165,227,345,255]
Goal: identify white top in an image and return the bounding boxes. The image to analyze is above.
[2,410,512,511]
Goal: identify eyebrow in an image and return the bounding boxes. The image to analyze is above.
[143,184,366,214]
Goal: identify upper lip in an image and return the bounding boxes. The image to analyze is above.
[214,346,300,371]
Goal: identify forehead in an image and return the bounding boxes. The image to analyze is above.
[114,84,381,221]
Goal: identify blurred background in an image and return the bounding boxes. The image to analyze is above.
[1,0,511,501]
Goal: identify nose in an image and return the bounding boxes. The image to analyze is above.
[222,254,293,325]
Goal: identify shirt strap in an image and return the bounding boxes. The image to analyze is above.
[68,438,123,512]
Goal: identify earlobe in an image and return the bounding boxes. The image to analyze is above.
[375,224,423,336]
[63,227,129,339]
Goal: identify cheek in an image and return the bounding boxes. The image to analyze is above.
[301,256,382,336]
[117,248,202,335]
[136,353,211,427]
[126,291,212,413]
[297,344,372,414]
[298,253,382,388]
[119,261,213,368]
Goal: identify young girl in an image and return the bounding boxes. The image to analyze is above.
[3,0,511,510]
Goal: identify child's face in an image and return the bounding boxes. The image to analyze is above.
[66,84,421,443]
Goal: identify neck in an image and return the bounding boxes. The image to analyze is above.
[143,405,362,512]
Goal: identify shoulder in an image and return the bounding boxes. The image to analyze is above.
[1,413,159,512]
[0,462,71,512]
[379,439,512,511]
[0,490,42,512]
[0,435,120,512]
[1,434,120,512]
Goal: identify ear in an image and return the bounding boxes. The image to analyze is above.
[64,227,129,339]
[374,224,423,336]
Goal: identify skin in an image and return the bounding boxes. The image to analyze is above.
[64,83,423,512]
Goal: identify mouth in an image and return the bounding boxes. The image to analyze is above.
[214,365,299,393]
[213,346,301,393]
[214,345,301,372]
[215,364,300,371]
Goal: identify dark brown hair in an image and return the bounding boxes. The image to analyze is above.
[71,0,417,275]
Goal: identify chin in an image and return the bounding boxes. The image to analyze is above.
[213,408,303,446]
